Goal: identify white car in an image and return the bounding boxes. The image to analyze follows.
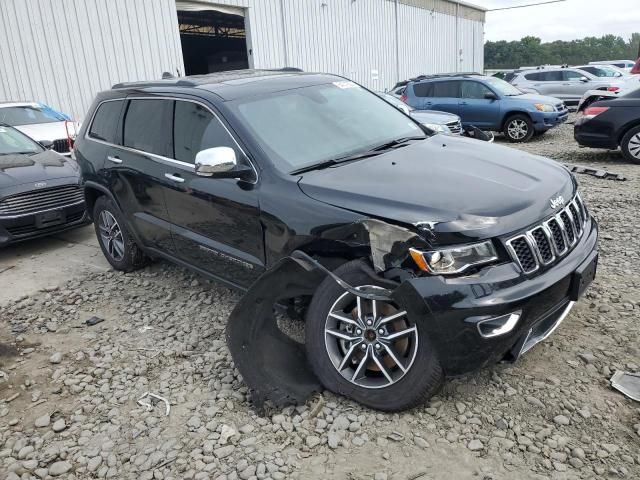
[577,75,640,111]
[0,102,79,156]
[588,60,636,72]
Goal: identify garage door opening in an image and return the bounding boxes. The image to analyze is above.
[177,3,249,76]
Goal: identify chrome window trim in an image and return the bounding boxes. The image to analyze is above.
[84,96,259,184]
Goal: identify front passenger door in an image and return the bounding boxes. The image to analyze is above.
[459,81,501,128]
[163,99,264,288]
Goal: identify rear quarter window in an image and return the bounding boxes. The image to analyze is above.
[412,82,433,97]
[88,100,123,143]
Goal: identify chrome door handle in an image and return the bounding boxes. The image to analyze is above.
[107,155,122,164]
[164,173,185,183]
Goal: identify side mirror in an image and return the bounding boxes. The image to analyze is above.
[580,76,589,82]
[195,147,252,179]
[40,140,54,150]
[484,91,498,100]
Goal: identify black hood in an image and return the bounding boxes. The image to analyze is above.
[0,150,79,190]
[297,135,575,243]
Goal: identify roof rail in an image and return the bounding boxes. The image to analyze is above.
[111,79,198,89]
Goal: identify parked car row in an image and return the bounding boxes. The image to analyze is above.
[394,73,568,142]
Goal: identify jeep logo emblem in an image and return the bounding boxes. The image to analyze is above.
[34,182,47,188]
[550,195,565,209]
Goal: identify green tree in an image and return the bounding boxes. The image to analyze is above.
[485,34,640,69]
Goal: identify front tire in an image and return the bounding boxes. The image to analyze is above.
[305,260,443,411]
[621,126,640,164]
[503,114,534,143]
[93,196,148,272]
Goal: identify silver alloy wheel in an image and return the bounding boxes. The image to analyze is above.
[507,119,528,140]
[324,286,418,389]
[628,133,640,159]
[98,210,125,262]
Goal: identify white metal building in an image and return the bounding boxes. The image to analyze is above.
[0,0,485,121]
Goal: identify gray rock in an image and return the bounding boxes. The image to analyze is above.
[306,435,321,448]
[49,352,63,364]
[49,461,72,476]
[87,456,102,472]
[52,418,66,432]
[553,415,570,425]
[467,439,483,451]
[34,414,50,427]
[213,445,235,459]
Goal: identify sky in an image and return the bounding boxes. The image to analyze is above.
[470,0,640,43]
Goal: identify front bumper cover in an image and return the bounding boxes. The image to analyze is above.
[227,220,598,410]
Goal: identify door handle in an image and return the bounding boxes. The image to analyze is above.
[460,101,468,105]
[164,173,185,183]
[107,155,122,164]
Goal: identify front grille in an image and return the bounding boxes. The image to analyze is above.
[506,194,588,274]
[6,210,85,236]
[446,120,462,134]
[52,138,73,153]
[0,185,84,216]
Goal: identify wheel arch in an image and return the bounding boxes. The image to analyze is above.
[617,119,640,145]
[501,110,533,130]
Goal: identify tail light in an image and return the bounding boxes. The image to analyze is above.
[64,121,81,150]
[583,106,610,119]
[400,94,408,103]
[607,86,620,92]
[631,58,640,75]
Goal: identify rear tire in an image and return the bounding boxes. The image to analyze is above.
[503,114,534,143]
[621,126,640,164]
[305,260,444,411]
[93,196,148,272]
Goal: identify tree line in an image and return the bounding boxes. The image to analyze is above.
[485,34,640,69]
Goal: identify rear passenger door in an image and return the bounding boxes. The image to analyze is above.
[534,71,564,97]
[106,97,176,252]
[407,82,433,110]
[163,98,264,288]
[428,81,461,115]
[459,80,501,128]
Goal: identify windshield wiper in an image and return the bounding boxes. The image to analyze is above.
[290,136,425,175]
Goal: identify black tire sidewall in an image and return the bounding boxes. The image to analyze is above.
[621,126,640,164]
[305,260,443,411]
[93,196,141,271]
[504,114,534,143]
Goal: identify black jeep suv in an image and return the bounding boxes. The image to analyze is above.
[75,70,598,411]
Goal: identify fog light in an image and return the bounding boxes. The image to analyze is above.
[475,311,522,338]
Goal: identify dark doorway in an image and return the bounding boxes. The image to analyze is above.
[178,9,249,75]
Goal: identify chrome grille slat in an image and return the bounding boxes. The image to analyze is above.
[506,194,587,274]
[0,186,84,216]
[446,120,462,134]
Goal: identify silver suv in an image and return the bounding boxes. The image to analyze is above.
[510,68,625,104]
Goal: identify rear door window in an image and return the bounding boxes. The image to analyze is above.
[173,100,241,164]
[123,99,174,157]
[412,82,433,97]
[89,100,123,143]
[541,71,563,81]
[433,81,460,97]
[524,72,541,81]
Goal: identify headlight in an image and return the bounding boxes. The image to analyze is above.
[409,240,498,275]
[423,122,449,133]
[534,103,555,112]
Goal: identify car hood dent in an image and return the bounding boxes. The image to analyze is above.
[297,136,574,244]
[0,150,79,190]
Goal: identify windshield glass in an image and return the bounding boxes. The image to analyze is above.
[378,92,414,111]
[0,105,66,126]
[229,82,425,173]
[484,77,523,96]
[585,66,621,78]
[0,126,44,155]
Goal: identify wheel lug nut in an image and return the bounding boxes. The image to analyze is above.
[378,328,384,334]
[366,320,373,326]
[356,329,362,335]
[360,344,366,350]
[375,343,381,350]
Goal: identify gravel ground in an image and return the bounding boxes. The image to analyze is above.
[1,115,639,480]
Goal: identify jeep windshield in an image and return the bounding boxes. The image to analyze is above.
[485,77,524,96]
[228,81,426,173]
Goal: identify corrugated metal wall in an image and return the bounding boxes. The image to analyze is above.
[0,0,183,121]
[0,0,484,122]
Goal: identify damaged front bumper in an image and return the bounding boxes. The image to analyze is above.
[227,220,598,410]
